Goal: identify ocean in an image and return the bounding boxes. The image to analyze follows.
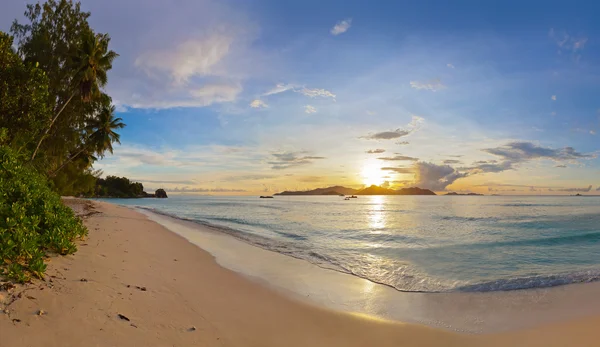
[104,195,600,293]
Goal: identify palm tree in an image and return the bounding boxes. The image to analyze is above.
[50,105,125,176]
[31,31,119,161]
[87,105,125,157]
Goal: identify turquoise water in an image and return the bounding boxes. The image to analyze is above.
[103,195,600,292]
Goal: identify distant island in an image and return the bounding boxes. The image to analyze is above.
[90,176,168,198]
[445,192,484,196]
[274,185,436,196]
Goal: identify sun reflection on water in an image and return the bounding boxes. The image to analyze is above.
[367,196,386,232]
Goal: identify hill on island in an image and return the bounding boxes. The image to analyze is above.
[274,185,436,196]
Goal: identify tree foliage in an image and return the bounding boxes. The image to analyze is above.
[0,1,125,282]
[0,146,87,282]
[94,176,146,198]
[8,0,123,193]
[0,32,50,152]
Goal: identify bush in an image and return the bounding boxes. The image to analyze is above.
[0,146,87,282]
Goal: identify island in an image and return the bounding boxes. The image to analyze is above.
[274,185,436,196]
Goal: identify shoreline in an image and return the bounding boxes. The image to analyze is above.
[0,199,599,346]
[137,206,600,334]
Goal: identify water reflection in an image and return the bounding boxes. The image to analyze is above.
[367,196,386,232]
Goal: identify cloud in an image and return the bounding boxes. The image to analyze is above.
[381,181,390,188]
[366,149,385,154]
[551,95,557,101]
[168,187,247,193]
[483,142,594,162]
[330,18,352,36]
[362,129,410,140]
[133,178,199,185]
[260,84,336,101]
[263,83,297,96]
[269,151,326,170]
[558,185,592,193]
[412,162,467,191]
[297,176,324,183]
[188,82,242,104]
[377,155,419,161]
[447,63,455,69]
[366,110,376,116]
[555,164,567,168]
[135,35,233,84]
[250,99,268,108]
[443,159,462,164]
[223,174,275,181]
[591,130,597,135]
[410,79,445,91]
[298,88,336,99]
[463,142,594,176]
[361,116,423,140]
[381,167,414,174]
[396,141,410,145]
[549,29,588,52]
[467,161,514,174]
[304,105,317,114]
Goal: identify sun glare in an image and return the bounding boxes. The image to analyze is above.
[361,161,385,186]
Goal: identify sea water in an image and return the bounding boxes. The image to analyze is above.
[104,195,600,293]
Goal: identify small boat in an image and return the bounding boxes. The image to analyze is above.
[344,197,350,200]
[339,194,345,197]
[260,196,274,199]
[349,195,358,198]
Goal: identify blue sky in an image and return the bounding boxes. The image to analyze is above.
[3,0,600,194]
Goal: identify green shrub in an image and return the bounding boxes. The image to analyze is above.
[0,145,87,282]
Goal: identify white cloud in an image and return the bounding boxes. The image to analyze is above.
[304,105,317,114]
[551,95,557,101]
[262,83,297,96]
[447,63,455,69]
[298,87,336,99]
[189,83,242,104]
[410,79,445,92]
[366,110,376,116]
[330,18,352,36]
[412,162,466,191]
[250,99,268,108]
[591,130,597,135]
[135,35,233,84]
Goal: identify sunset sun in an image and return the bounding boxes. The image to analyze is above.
[361,161,385,187]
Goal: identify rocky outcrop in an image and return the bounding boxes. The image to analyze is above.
[155,189,168,198]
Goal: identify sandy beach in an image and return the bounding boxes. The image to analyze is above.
[1,200,600,347]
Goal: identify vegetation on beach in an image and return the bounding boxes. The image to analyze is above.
[0,0,122,281]
[0,146,87,282]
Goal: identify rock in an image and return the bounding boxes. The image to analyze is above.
[189,326,197,332]
[37,309,46,316]
[117,314,130,321]
[155,188,168,198]
[80,278,88,282]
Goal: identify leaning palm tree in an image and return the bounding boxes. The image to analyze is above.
[50,105,125,176]
[31,31,119,161]
[87,105,125,158]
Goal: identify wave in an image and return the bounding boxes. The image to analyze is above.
[456,270,600,292]
[135,206,600,294]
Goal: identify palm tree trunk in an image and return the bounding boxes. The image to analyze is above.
[30,92,76,161]
[49,146,87,177]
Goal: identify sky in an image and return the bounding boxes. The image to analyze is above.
[3,0,600,195]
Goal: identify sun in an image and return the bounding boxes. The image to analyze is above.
[361,160,385,186]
